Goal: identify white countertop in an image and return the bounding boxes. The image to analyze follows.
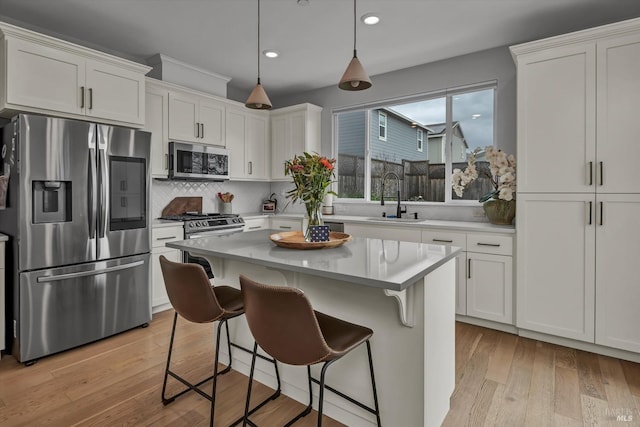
[0,233,7,242]
[166,229,461,291]
[271,213,516,233]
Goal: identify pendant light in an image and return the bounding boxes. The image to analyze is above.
[338,0,372,91]
[245,0,272,109]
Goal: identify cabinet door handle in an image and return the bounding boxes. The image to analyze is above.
[279,226,292,229]
[200,123,204,138]
[80,86,85,109]
[156,236,177,241]
[432,239,453,243]
[477,242,500,247]
[599,161,604,186]
[88,88,93,110]
[588,161,593,186]
[599,201,603,226]
[195,122,200,138]
[248,161,253,175]
[468,258,471,279]
[588,201,593,225]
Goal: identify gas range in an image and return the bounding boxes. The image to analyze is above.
[159,213,245,235]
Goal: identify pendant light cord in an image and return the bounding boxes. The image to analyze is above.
[353,0,357,56]
[257,0,261,83]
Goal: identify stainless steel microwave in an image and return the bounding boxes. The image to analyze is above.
[169,141,230,181]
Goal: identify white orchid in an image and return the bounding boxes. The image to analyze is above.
[451,146,516,202]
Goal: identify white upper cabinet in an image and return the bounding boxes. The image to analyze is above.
[512,18,640,195]
[513,43,596,193]
[596,33,640,193]
[145,80,170,178]
[226,105,269,180]
[0,22,149,127]
[270,103,322,180]
[168,90,225,146]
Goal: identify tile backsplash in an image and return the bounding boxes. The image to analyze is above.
[151,179,271,218]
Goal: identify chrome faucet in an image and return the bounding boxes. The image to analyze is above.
[380,171,407,218]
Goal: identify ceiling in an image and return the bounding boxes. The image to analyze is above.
[1,0,640,101]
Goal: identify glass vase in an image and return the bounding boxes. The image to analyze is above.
[303,202,323,242]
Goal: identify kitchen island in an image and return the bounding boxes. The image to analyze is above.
[167,230,460,427]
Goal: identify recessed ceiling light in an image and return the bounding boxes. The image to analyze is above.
[361,13,380,25]
[263,50,279,58]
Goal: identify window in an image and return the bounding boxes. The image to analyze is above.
[335,83,495,203]
[378,111,387,141]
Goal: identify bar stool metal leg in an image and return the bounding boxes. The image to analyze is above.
[366,340,382,427]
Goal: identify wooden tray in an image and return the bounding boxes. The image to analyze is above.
[269,231,352,250]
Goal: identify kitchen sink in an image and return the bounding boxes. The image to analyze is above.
[366,216,425,223]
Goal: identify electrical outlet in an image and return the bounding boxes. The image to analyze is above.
[473,208,486,218]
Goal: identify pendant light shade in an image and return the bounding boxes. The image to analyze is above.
[246,0,272,109]
[339,0,372,91]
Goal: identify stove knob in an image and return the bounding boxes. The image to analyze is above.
[188,222,194,228]
[198,221,205,227]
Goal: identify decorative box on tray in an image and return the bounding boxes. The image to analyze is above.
[309,225,330,242]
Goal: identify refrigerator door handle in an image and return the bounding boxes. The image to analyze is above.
[98,148,107,238]
[36,260,145,283]
[88,147,97,239]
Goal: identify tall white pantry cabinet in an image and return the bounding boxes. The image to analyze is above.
[511,18,640,354]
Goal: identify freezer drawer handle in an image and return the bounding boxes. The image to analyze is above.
[36,260,145,283]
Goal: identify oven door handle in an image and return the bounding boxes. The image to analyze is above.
[187,228,244,238]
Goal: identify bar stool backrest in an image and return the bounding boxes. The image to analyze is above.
[240,275,332,366]
[159,255,225,323]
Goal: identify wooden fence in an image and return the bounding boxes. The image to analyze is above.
[338,154,494,202]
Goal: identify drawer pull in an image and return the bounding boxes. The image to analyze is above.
[476,242,500,247]
[156,236,178,241]
[432,239,453,243]
[248,226,261,230]
[279,226,292,229]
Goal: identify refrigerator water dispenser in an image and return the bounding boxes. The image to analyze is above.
[32,180,72,223]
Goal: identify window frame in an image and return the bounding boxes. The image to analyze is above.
[417,128,424,152]
[378,111,387,141]
[332,80,497,205]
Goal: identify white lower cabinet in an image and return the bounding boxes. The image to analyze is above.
[421,230,467,315]
[594,194,640,353]
[243,217,269,232]
[345,223,421,242]
[151,225,184,310]
[270,218,302,232]
[517,194,596,343]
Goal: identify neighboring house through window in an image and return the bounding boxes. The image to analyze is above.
[417,129,423,152]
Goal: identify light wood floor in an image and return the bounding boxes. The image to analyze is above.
[1,310,639,426]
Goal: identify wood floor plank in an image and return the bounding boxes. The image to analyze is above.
[467,379,499,427]
[554,413,583,427]
[492,337,537,427]
[598,355,640,423]
[576,350,607,401]
[482,382,505,427]
[524,342,555,427]
[621,359,640,397]
[485,332,518,385]
[581,394,616,427]
[555,346,577,370]
[442,328,499,426]
[554,366,581,421]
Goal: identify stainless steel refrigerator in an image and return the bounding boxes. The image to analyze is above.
[0,114,152,364]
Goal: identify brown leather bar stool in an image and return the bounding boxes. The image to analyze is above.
[239,274,382,427]
[159,256,281,427]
